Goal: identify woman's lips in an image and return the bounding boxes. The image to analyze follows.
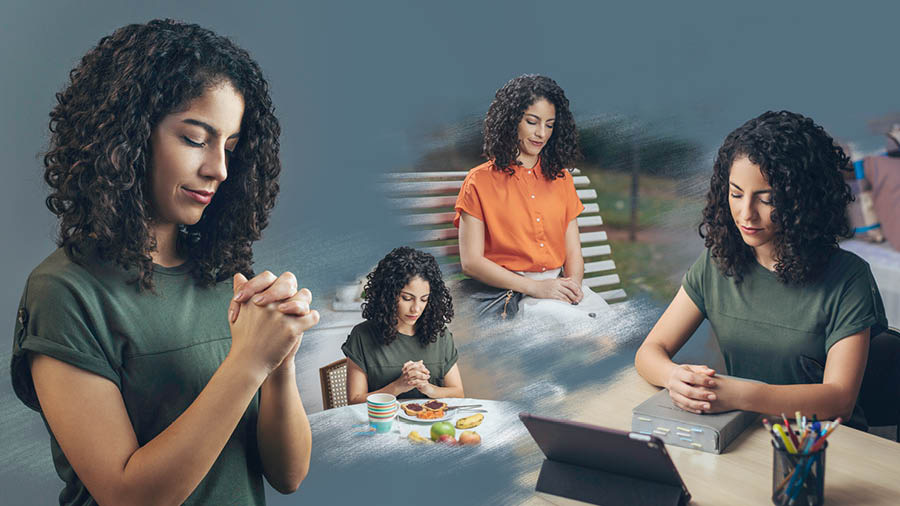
[529,140,543,147]
[740,225,762,235]
[405,314,419,320]
[182,187,213,204]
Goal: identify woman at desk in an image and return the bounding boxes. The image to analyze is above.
[11,20,318,504]
[343,247,464,403]
[454,74,609,321]
[635,111,887,427]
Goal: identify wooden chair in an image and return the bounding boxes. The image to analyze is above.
[859,326,900,441]
[381,169,626,302]
[319,358,349,410]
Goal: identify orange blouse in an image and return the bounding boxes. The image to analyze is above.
[453,160,584,272]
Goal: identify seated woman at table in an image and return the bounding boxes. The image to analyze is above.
[635,111,887,427]
[454,74,610,321]
[343,247,464,403]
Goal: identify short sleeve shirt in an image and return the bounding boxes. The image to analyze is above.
[453,160,584,272]
[341,320,459,399]
[682,248,887,386]
[11,248,264,506]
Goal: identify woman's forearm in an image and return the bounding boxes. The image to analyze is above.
[118,353,267,505]
[734,380,858,421]
[257,360,311,494]
[423,384,465,399]
[563,254,584,286]
[460,255,535,296]
[634,341,679,388]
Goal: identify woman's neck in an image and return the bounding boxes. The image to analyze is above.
[517,153,539,169]
[395,322,415,336]
[150,223,186,267]
[753,243,778,271]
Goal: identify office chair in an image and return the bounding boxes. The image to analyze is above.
[858,327,900,441]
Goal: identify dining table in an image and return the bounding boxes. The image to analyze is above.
[266,370,900,506]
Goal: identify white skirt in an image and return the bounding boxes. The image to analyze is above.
[518,268,611,321]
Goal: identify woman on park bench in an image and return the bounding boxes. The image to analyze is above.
[635,110,887,427]
[454,74,610,322]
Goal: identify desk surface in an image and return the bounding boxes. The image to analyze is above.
[537,368,900,506]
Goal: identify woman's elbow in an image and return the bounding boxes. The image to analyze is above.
[270,471,306,495]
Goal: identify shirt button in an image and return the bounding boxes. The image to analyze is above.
[539,243,544,247]
[531,195,535,199]
[541,267,546,272]
[528,170,532,174]
[536,218,540,222]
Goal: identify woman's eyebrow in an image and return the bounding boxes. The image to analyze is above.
[524,113,555,122]
[729,181,772,194]
[400,291,429,297]
[182,118,241,139]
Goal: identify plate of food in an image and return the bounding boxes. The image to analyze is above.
[398,400,452,422]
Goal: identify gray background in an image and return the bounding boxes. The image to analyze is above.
[2,1,899,504]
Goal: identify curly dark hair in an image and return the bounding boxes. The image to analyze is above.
[700,110,853,284]
[361,247,454,347]
[483,74,580,180]
[43,19,281,290]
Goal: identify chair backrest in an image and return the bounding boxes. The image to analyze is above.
[381,169,626,302]
[859,326,900,438]
[319,358,349,410]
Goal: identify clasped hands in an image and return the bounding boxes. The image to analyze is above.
[227,271,320,377]
[530,276,584,304]
[665,364,745,414]
[395,360,436,397]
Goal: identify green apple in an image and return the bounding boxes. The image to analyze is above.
[430,421,456,441]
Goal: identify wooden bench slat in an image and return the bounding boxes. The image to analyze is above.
[577,189,597,200]
[577,215,604,227]
[579,231,608,243]
[389,196,459,210]
[383,171,470,180]
[399,212,457,226]
[415,228,459,242]
[581,245,612,257]
[584,273,621,288]
[585,260,616,273]
[599,288,628,301]
[383,181,461,195]
[421,244,459,257]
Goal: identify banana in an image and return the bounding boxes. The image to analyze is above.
[407,431,432,443]
[455,413,484,429]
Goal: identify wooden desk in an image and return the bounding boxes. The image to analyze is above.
[535,368,900,505]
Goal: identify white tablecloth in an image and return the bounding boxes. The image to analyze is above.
[841,239,900,328]
[270,398,542,505]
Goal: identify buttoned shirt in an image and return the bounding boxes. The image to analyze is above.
[453,160,584,272]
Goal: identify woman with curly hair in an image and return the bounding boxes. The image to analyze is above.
[635,111,887,426]
[342,247,463,403]
[11,20,319,505]
[454,74,609,321]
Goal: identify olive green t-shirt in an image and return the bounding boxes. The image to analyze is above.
[341,320,459,399]
[11,248,264,506]
[682,248,887,386]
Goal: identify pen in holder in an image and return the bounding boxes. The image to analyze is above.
[771,440,827,506]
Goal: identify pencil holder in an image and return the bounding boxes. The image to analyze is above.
[771,440,826,506]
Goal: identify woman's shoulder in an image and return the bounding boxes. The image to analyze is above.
[464,160,501,182]
[27,248,105,297]
[822,247,874,282]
